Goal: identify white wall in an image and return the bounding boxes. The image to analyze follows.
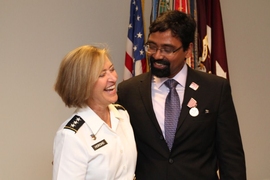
[0,1,130,179]
[0,0,269,179]
[220,1,270,179]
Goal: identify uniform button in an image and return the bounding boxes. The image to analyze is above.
[168,158,173,164]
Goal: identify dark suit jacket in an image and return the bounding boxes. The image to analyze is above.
[117,67,246,180]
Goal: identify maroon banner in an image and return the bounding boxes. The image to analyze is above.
[196,0,229,79]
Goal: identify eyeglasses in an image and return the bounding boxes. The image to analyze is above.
[144,43,182,56]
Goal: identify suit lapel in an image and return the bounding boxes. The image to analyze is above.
[177,67,201,130]
[136,69,202,138]
[138,73,163,134]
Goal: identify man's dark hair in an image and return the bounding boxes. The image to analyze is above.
[149,10,196,51]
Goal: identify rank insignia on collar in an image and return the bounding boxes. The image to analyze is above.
[64,115,85,133]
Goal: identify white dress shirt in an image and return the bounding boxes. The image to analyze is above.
[151,64,188,138]
[53,104,137,180]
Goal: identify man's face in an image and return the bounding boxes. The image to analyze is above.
[147,30,192,78]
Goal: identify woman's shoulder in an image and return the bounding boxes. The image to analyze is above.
[113,104,126,111]
[110,104,129,121]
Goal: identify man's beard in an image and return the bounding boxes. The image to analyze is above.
[150,56,171,77]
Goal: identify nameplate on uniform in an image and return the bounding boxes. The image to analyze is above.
[92,139,108,151]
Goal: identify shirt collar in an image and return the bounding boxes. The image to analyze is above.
[74,104,121,134]
[153,63,188,88]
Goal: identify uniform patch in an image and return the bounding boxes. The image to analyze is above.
[92,139,108,151]
[64,115,85,133]
[113,104,126,111]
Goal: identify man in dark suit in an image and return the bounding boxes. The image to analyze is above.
[117,10,246,180]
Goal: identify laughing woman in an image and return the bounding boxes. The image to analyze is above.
[53,45,137,180]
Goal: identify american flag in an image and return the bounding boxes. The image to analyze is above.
[124,0,147,80]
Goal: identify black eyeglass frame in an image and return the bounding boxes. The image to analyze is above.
[144,43,183,55]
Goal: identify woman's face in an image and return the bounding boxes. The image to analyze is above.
[88,56,118,108]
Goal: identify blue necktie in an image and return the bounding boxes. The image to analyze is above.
[164,79,180,150]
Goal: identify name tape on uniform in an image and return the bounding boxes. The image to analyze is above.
[92,139,108,151]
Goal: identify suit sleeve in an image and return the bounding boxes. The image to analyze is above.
[216,80,246,179]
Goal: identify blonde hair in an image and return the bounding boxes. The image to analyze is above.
[54,45,110,108]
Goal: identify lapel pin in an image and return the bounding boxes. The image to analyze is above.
[189,82,199,91]
[187,98,199,117]
[189,107,199,117]
[91,134,96,140]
